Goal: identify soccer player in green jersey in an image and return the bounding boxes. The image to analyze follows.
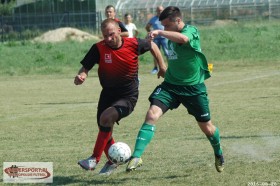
[126,6,224,173]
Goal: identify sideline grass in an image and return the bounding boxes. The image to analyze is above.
[0,60,280,185]
[0,20,280,76]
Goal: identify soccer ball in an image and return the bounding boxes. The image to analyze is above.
[108,142,131,165]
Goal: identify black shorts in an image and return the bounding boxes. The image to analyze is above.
[97,88,139,125]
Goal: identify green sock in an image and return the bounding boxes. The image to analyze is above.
[207,127,223,156]
[132,123,156,158]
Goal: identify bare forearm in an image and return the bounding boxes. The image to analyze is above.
[150,42,167,75]
[120,32,129,37]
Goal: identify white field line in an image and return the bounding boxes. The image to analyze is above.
[209,71,280,87]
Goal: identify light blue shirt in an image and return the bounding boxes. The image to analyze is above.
[148,16,164,39]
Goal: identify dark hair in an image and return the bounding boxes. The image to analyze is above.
[124,13,131,17]
[105,5,115,11]
[159,6,181,21]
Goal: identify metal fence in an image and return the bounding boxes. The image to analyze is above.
[0,11,102,42]
[1,0,280,42]
[118,0,280,24]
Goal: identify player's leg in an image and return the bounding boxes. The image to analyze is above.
[198,121,224,172]
[77,106,117,171]
[99,96,138,175]
[93,106,118,161]
[127,84,177,171]
[126,104,163,171]
[78,90,116,171]
[194,94,224,172]
[182,91,224,172]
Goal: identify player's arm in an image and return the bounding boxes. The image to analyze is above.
[74,44,99,85]
[149,30,188,44]
[119,22,129,37]
[145,23,152,32]
[150,41,167,79]
[74,67,88,85]
[137,38,166,78]
[120,32,129,37]
[134,26,139,38]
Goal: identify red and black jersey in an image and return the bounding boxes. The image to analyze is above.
[80,37,151,92]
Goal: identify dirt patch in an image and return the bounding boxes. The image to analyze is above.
[33,27,99,43]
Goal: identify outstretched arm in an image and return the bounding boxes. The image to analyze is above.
[74,67,88,85]
[149,30,188,44]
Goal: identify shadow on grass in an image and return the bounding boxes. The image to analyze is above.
[186,134,280,141]
[24,101,96,105]
[50,172,191,185]
[222,134,280,139]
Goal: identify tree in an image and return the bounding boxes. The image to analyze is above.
[0,0,15,15]
[1,0,12,4]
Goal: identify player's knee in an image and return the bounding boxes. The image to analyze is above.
[99,115,114,128]
[145,108,160,122]
[99,108,118,127]
[198,121,215,136]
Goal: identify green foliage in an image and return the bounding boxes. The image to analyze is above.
[200,20,280,63]
[0,39,95,76]
[0,1,15,15]
[217,31,235,44]
[0,20,279,77]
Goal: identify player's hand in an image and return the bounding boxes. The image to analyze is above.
[74,74,86,85]
[157,67,166,79]
[148,30,160,40]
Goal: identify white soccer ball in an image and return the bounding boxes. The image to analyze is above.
[108,142,131,165]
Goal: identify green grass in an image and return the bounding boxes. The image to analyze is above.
[0,20,280,185]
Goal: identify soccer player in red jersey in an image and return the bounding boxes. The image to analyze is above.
[74,18,166,175]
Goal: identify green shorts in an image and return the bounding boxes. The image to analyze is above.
[149,81,211,122]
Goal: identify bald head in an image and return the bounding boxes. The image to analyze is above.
[101,18,119,31]
[156,6,164,16]
[101,19,122,49]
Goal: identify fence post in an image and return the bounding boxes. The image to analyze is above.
[67,12,70,27]
[1,15,3,42]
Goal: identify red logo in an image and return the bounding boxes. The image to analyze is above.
[3,162,53,183]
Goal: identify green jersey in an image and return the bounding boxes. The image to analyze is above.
[164,25,211,86]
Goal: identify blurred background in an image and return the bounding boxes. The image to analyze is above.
[1,0,280,41]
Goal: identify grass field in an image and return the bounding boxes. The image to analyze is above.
[0,20,280,185]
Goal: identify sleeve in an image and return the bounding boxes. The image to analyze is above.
[137,38,151,55]
[148,17,154,25]
[80,44,100,71]
[119,22,128,32]
[133,23,137,30]
[183,26,200,50]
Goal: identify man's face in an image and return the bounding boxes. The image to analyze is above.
[161,17,180,32]
[124,15,132,23]
[105,7,116,19]
[102,23,121,48]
